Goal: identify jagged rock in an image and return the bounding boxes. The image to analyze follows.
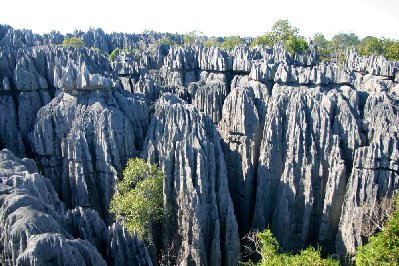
[218,82,268,235]
[192,76,227,123]
[142,94,241,265]
[0,149,104,265]
[0,96,25,156]
[107,223,153,266]
[336,92,399,256]
[252,85,358,252]
[30,88,149,220]
[0,149,152,265]
[345,49,399,78]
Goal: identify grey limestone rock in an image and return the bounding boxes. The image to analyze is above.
[142,94,241,265]
[30,88,149,220]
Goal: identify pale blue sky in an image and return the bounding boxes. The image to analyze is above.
[2,0,398,39]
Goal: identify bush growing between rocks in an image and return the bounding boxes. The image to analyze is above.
[356,195,399,265]
[108,48,120,61]
[242,229,339,266]
[110,158,164,241]
[62,37,84,47]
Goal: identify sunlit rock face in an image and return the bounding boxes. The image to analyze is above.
[142,94,241,266]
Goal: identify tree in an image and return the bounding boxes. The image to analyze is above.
[250,20,308,55]
[221,36,244,50]
[285,35,309,55]
[62,37,84,47]
[358,36,383,57]
[382,39,399,61]
[332,33,360,51]
[251,33,275,48]
[270,19,299,43]
[109,158,164,241]
[204,37,222,48]
[242,229,339,266]
[356,195,399,265]
[183,30,203,46]
[313,33,333,61]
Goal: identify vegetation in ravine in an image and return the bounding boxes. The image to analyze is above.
[109,158,164,241]
[355,195,399,265]
[241,229,339,266]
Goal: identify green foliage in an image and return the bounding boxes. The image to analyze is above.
[382,39,399,61]
[158,36,174,46]
[356,196,399,265]
[358,36,383,56]
[313,33,333,61]
[62,37,84,47]
[251,33,275,47]
[254,229,339,266]
[183,30,203,46]
[108,48,120,61]
[250,19,308,55]
[221,36,244,50]
[109,158,164,240]
[270,19,299,43]
[284,36,309,55]
[204,37,222,48]
[331,33,360,51]
[89,47,101,52]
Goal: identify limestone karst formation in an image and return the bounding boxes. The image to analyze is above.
[0,24,398,265]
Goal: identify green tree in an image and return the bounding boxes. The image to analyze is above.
[270,19,299,43]
[382,39,399,61]
[204,37,222,48]
[243,229,339,266]
[358,36,383,56]
[332,33,360,51]
[251,33,275,47]
[108,48,120,61]
[110,158,164,240]
[284,35,309,55]
[313,33,333,61]
[183,30,203,46]
[62,37,84,47]
[250,19,308,54]
[221,36,244,50]
[356,196,399,265]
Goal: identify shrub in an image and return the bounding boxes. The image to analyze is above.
[62,37,84,47]
[382,39,399,61]
[356,195,399,265]
[313,33,333,61]
[245,229,339,266]
[204,37,222,48]
[183,30,203,46]
[110,158,164,240]
[284,36,309,55]
[108,48,120,61]
[251,33,275,47]
[221,36,244,50]
[358,36,383,56]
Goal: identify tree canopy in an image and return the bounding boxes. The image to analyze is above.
[110,158,164,241]
[251,19,309,55]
